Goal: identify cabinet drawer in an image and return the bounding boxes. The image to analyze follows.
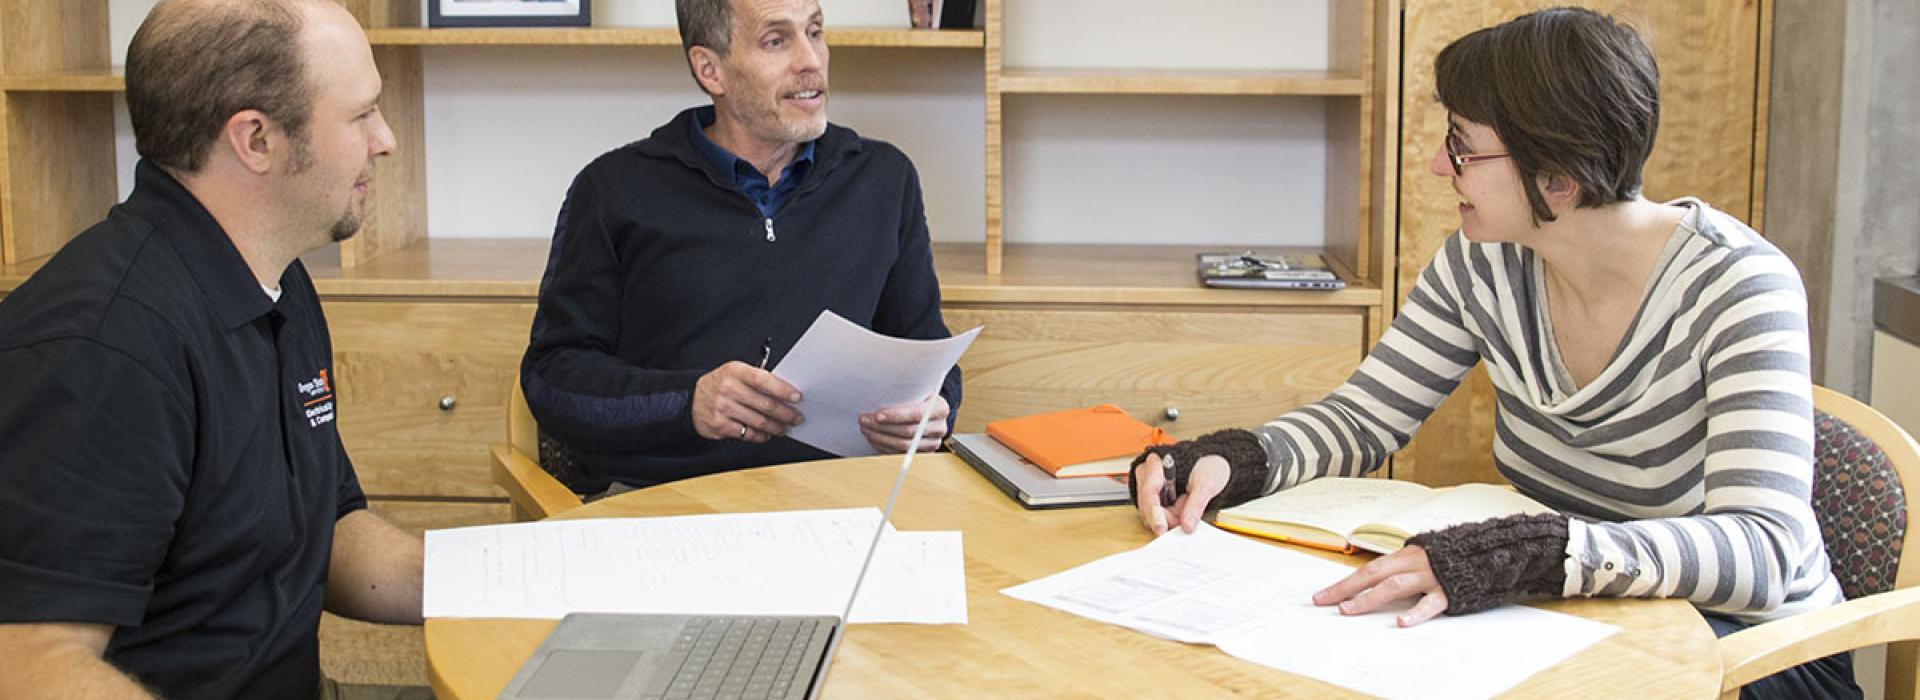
[324,301,536,498]
[941,306,1364,440]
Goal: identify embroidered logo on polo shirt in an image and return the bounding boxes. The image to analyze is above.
[298,369,335,428]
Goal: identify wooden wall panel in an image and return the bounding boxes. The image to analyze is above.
[1395,0,1766,486]
[943,306,1364,440]
[0,0,109,74]
[340,46,427,268]
[1764,0,1844,382]
[2,92,116,264]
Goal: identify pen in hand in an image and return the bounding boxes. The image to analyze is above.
[758,337,772,371]
[1153,455,1177,532]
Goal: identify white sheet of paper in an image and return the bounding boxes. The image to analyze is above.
[424,508,966,625]
[773,310,982,456]
[1002,524,1617,699]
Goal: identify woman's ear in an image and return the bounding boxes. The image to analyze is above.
[1538,172,1581,213]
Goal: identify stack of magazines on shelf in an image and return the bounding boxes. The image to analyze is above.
[1197,251,1346,290]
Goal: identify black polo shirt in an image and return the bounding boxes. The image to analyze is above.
[0,161,366,699]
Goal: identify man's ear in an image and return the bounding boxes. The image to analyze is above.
[688,46,727,97]
[220,110,276,175]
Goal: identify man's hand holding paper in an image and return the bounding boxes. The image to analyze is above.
[860,395,951,453]
[774,311,981,457]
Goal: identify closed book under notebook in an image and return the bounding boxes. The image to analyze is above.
[1213,478,1556,554]
[984,404,1174,478]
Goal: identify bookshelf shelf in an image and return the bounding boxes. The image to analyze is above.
[998,68,1366,97]
[1,70,124,92]
[363,27,984,48]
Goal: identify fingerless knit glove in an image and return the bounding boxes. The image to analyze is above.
[1405,512,1570,615]
[1125,428,1271,509]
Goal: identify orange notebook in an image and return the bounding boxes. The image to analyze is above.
[985,405,1174,478]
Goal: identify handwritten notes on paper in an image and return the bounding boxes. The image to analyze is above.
[425,508,966,625]
[1002,524,1617,699]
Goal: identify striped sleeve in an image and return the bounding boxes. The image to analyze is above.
[1252,236,1483,493]
[1558,248,1839,621]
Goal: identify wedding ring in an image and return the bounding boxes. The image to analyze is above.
[739,424,750,439]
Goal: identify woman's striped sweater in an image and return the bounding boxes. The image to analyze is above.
[1252,199,1843,622]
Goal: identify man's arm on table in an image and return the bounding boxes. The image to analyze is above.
[0,623,154,698]
[325,509,425,625]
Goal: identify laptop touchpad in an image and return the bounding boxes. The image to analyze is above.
[521,649,644,698]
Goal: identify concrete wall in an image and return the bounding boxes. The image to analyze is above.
[1828,0,1920,397]
[1769,0,1920,397]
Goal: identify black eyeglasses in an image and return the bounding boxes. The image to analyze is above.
[1445,132,1510,175]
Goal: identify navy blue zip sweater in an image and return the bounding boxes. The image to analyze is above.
[522,107,962,493]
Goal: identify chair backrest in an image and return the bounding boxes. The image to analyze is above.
[1810,384,1920,599]
[508,382,539,460]
[493,381,583,521]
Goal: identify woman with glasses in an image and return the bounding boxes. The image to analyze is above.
[1131,8,1855,697]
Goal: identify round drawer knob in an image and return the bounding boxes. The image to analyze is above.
[1162,406,1180,422]
[438,395,457,411]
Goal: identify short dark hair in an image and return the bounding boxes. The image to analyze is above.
[1435,7,1660,224]
[126,0,315,173]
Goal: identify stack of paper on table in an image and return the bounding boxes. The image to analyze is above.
[1214,477,1557,554]
[1002,524,1616,699]
[425,508,966,624]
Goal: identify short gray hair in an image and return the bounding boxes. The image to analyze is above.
[676,0,734,56]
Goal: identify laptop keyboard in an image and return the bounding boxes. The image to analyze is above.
[651,616,827,700]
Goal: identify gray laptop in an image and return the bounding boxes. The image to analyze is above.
[948,433,1129,509]
[499,408,940,700]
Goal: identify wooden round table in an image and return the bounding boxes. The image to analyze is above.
[427,454,1722,698]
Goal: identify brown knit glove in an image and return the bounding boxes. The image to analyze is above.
[1405,513,1570,615]
[1125,429,1271,509]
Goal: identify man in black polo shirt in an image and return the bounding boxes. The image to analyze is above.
[0,1,424,697]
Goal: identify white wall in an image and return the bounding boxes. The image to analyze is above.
[108,0,1338,248]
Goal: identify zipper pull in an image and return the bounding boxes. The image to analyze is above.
[764,218,776,242]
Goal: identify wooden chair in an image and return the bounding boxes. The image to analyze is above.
[1717,385,1920,699]
[489,382,582,521]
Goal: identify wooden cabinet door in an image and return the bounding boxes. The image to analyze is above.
[942,306,1365,441]
[1394,1,1768,485]
[324,300,537,498]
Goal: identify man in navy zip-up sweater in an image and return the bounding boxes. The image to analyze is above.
[521,0,961,494]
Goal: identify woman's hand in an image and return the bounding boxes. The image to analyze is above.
[1131,453,1231,535]
[1312,545,1449,627]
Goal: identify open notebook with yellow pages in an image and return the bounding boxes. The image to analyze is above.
[1213,477,1556,554]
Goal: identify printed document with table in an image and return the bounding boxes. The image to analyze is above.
[1002,523,1616,700]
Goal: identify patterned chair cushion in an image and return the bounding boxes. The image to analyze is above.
[1810,409,1908,599]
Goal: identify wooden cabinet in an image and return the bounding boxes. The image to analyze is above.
[945,305,1363,439]
[324,300,536,498]
[1391,0,1774,486]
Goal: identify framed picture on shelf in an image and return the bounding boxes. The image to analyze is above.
[909,0,979,29]
[427,0,591,28]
